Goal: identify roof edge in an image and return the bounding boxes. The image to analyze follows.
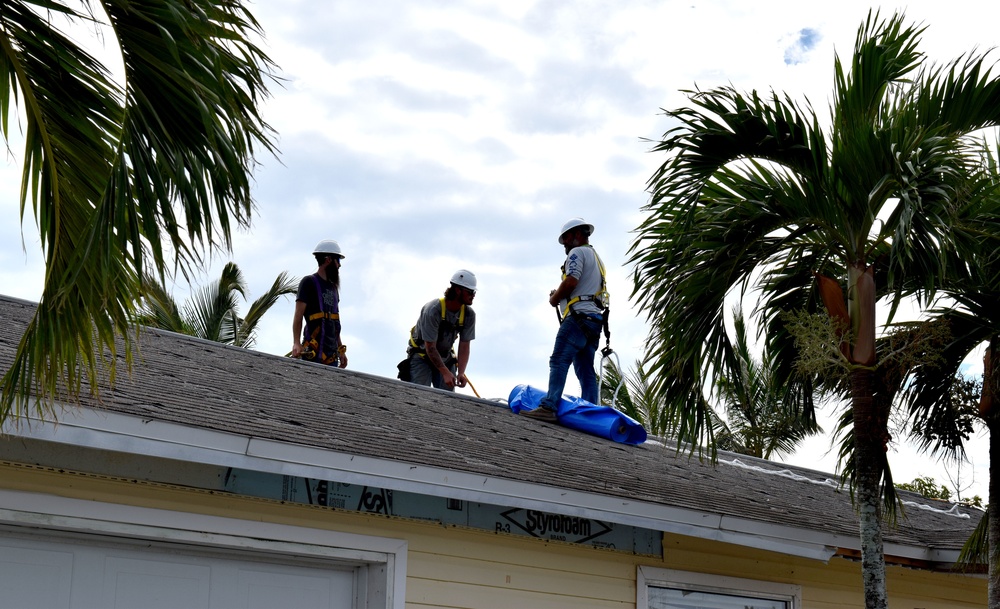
[0,404,956,566]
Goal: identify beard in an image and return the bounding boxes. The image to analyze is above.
[327,260,340,289]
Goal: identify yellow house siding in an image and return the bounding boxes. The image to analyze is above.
[405,535,638,608]
[0,461,985,609]
[658,534,984,608]
[0,462,638,608]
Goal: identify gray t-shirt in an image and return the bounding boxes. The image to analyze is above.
[411,298,476,357]
[559,245,605,316]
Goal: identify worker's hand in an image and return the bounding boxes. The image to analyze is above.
[442,369,456,388]
[455,372,468,388]
[548,290,560,307]
[338,354,348,369]
[292,342,303,358]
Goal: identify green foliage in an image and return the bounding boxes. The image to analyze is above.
[781,311,851,382]
[601,308,821,460]
[0,0,277,420]
[138,263,297,348]
[630,10,1000,607]
[601,358,673,438]
[713,309,821,459]
[896,476,953,501]
[964,495,985,510]
[958,506,989,569]
[909,373,981,458]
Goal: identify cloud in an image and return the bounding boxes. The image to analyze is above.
[784,28,821,65]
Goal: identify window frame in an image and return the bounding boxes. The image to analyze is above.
[637,565,801,609]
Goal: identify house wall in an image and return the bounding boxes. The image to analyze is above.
[0,460,985,609]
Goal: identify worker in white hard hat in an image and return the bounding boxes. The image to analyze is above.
[399,270,477,391]
[292,240,348,368]
[522,218,609,423]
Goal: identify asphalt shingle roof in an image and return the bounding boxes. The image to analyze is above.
[0,295,982,562]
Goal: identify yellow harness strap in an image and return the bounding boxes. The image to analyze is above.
[307,311,340,322]
[447,297,467,328]
[561,246,609,318]
[409,298,465,353]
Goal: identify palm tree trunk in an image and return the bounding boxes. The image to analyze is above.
[986,340,1000,608]
[852,367,888,609]
[989,416,1000,608]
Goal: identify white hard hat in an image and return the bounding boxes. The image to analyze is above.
[450,269,477,291]
[558,218,594,244]
[313,239,345,259]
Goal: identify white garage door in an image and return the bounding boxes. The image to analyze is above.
[0,530,356,609]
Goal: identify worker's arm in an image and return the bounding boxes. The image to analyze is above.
[423,340,456,388]
[455,340,471,388]
[291,301,307,356]
[549,275,579,308]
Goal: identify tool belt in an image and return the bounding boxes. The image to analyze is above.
[407,345,457,369]
[397,349,456,382]
[301,326,344,366]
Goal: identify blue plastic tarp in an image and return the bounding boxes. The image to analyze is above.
[508,384,647,445]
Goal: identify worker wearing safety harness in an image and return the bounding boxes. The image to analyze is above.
[403,270,477,391]
[291,240,348,368]
[523,218,608,422]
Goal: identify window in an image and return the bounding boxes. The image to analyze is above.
[638,566,800,609]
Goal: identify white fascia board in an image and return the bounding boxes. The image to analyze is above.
[2,405,884,563]
[6,404,252,454]
[719,514,858,551]
[882,540,961,565]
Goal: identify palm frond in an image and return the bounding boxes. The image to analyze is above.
[1,0,278,420]
[631,86,826,454]
[195,262,246,342]
[136,262,292,350]
[237,271,298,348]
[1,0,129,419]
[712,307,821,459]
[956,505,989,569]
[137,274,190,335]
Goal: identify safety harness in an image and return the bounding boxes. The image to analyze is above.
[301,274,342,365]
[408,298,465,362]
[560,245,610,317]
[560,245,612,356]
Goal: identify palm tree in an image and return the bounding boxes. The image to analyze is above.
[601,358,672,437]
[712,309,819,460]
[139,263,297,349]
[901,221,1000,600]
[602,310,819,458]
[1,1,277,421]
[629,12,1000,608]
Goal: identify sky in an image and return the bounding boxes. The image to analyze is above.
[1,0,997,501]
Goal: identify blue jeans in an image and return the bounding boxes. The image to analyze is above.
[540,314,602,410]
[408,352,456,392]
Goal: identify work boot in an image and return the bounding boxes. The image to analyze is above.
[521,406,558,423]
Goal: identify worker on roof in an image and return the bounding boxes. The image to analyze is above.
[401,270,477,391]
[292,240,348,368]
[523,218,609,422]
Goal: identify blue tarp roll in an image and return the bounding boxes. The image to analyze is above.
[508,384,647,445]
